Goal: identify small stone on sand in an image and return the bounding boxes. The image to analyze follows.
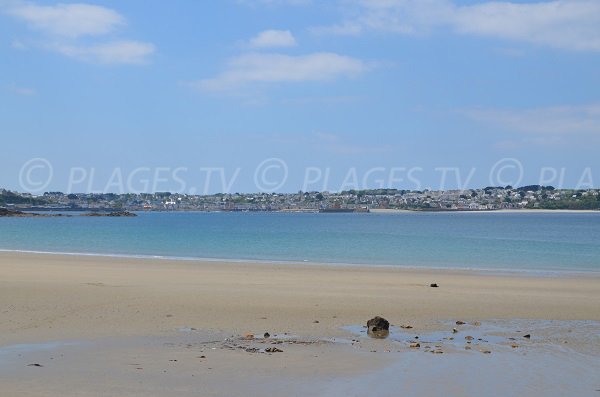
[265,347,283,353]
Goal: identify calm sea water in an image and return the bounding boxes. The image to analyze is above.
[1,212,599,272]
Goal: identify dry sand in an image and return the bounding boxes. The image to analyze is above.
[1,252,599,396]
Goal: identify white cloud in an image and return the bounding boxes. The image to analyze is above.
[248,30,297,48]
[196,52,367,91]
[53,40,155,64]
[314,0,600,51]
[453,1,600,51]
[463,104,600,135]
[6,2,125,38]
[4,1,154,64]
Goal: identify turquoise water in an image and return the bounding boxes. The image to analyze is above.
[1,212,599,272]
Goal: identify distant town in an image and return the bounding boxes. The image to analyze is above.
[1,186,599,212]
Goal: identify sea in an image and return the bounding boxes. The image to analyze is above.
[1,211,599,273]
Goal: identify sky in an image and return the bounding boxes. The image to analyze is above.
[1,0,599,194]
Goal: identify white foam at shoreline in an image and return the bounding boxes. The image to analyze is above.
[1,248,598,277]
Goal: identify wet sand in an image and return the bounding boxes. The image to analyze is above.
[1,252,599,396]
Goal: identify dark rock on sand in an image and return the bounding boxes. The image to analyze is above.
[367,316,390,339]
[264,332,270,338]
[367,316,389,331]
[430,283,439,288]
[265,347,283,353]
[523,334,531,339]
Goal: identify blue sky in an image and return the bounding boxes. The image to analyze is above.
[1,0,599,193]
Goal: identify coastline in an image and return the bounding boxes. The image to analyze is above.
[5,208,600,215]
[369,208,600,214]
[1,248,598,276]
[1,251,599,396]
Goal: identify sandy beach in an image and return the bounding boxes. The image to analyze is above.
[1,252,599,396]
